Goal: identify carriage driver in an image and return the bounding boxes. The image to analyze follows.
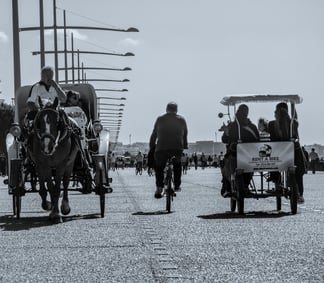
[26,66,66,117]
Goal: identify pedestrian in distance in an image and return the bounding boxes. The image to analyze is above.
[309,148,319,174]
[149,102,188,199]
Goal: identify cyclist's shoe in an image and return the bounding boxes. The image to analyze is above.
[154,187,163,199]
[174,186,181,192]
[298,196,305,204]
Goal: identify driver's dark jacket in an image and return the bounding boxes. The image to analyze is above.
[149,112,188,151]
[222,118,259,146]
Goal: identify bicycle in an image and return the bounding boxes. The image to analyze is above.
[164,156,176,213]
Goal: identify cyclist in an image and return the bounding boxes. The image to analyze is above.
[149,102,188,198]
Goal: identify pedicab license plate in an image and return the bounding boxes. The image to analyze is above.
[237,141,294,172]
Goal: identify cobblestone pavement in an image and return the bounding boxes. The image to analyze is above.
[0,168,323,282]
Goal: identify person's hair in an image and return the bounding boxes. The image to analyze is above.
[275,107,291,140]
[236,104,249,122]
[166,102,178,113]
[66,90,80,101]
[276,102,288,111]
[41,66,54,77]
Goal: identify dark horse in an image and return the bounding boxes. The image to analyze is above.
[28,97,79,223]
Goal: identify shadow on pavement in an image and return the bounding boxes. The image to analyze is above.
[0,215,53,231]
[198,211,291,219]
[132,211,174,216]
[62,213,101,222]
[0,213,101,231]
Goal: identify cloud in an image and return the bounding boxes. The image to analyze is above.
[120,38,140,47]
[0,32,8,43]
[44,29,88,41]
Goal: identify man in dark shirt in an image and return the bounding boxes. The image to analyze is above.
[221,104,259,196]
[149,102,188,198]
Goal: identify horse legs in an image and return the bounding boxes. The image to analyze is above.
[38,176,52,211]
[47,177,62,224]
[60,173,71,215]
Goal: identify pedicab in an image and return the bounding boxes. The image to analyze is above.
[218,94,303,215]
[6,83,111,220]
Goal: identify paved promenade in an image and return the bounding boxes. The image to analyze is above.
[0,168,323,282]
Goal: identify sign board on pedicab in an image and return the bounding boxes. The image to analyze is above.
[237,141,294,172]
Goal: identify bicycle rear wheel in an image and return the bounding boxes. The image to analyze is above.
[165,173,172,213]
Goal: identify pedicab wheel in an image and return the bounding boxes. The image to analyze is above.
[235,173,244,215]
[276,196,281,211]
[166,187,172,213]
[275,184,281,211]
[288,173,298,215]
[230,198,236,212]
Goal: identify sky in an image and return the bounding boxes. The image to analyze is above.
[1,0,324,145]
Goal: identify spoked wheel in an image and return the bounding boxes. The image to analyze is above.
[288,172,298,214]
[276,196,282,211]
[165,176,173,213]
[235,173,245,215]
[81,171,92,194]
[97,163,106,218]
[10,159,24,219]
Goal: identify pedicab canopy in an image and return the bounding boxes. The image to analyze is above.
[15,83,98,126]
[220,94,303,106]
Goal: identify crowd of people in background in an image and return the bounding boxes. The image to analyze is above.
[106,151,232,172]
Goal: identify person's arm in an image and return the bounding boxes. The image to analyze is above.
[149,119,158,149]
[49,79,66,103]
[183,118,188,149]
[26,84,39,110]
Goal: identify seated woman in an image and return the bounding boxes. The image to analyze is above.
[267,102,305,203]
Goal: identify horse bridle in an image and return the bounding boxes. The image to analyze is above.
[34,108,68,156]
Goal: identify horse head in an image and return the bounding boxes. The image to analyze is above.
[34,97,67,156]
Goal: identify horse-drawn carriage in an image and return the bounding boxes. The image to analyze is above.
[219,94,303,215]
[6,83,111,221]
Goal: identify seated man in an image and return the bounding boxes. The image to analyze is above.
[221,104,259,197]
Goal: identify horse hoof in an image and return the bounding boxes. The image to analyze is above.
[61,200,71,215]
[49,212,62,224]
[42,201,52,211]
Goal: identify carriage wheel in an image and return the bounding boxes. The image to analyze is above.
[288,173,298,214]
[10,159,23,218]
[97,162,106,218]
[81,171,92,194]
[235,174,245,215]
